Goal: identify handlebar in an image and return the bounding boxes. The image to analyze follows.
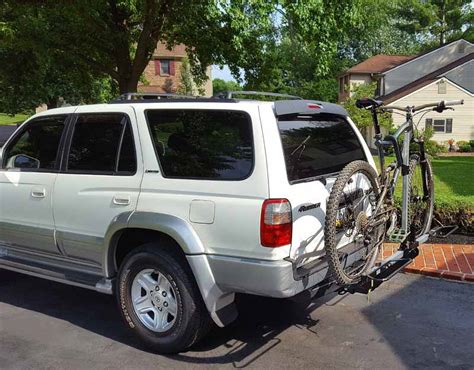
[381,99,464,113]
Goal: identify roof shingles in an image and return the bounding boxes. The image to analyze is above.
[347,54,414,74]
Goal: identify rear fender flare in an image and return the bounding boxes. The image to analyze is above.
[103,211,206,277]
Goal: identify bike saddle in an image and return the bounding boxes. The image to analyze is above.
[355,98,383,109]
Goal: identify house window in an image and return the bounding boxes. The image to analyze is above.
[437,80,447,94]
[160,60,171,75]
[339,77,344,93]
[430,118,453,133]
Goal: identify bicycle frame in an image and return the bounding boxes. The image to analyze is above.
[372,108,427,240]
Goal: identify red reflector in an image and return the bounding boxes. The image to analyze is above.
[260,199,292,248]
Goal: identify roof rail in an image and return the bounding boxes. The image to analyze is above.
[214,91,303,100]
[112,92,196,102]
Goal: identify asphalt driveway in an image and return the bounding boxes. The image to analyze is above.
[0,270,473,369]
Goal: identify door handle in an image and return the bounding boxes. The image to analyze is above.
[113,195,131,206]
[31,188,46,198]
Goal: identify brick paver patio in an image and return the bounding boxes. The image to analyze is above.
[382,243,474,283]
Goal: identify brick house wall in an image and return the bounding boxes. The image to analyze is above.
[139,42,213,96]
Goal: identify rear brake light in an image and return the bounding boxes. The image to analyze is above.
[260,199,292,248]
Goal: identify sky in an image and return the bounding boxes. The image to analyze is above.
[212,65,238,82]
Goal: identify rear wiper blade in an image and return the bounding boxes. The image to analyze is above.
[290,135,311,157]
[289,135,311,179]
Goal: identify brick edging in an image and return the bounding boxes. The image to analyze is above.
[381,243,474,283]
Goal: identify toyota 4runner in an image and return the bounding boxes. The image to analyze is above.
[0,92,378,353]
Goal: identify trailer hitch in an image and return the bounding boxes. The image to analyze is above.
[342,247,419,295]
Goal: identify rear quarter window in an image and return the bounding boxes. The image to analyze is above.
[146,109,254,180]
[278,113,366,183]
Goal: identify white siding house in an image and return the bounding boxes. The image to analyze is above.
[389,78,473,143]
[338,39,474,146]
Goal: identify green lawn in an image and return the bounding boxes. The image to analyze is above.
[374,156,474,210]
[0,113,29,125]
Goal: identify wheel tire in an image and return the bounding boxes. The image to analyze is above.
[407,154,434,239]
[116,242,211,353]
[324,160,380,286]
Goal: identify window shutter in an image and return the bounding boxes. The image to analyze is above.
[154,60,161,75]
[170,60,175,76]
[425,118,433,131]
[446,119,453,133]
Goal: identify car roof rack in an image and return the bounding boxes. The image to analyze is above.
[109,92,237,104]
[114,92,195,101]
[214,91,303,100]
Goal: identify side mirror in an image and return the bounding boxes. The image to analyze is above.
[6,154,40,169]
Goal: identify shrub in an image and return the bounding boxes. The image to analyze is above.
[459,144,472,152]
[470,140,474,149]
[424,139,447,156]
[434,207,473,234]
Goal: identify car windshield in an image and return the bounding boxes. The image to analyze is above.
[278,113,366,183]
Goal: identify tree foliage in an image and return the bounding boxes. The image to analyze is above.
[0,0,277,112]
[0,3,116,114]
[243,0,419,102]
[341,82,392,130]
[212,78,243,95]
[396,0,473,45]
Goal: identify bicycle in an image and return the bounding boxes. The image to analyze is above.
[324,98,464,286]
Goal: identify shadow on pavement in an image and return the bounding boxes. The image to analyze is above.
[0,269,337,367]
[361,276,474,369]
[2,269,474,368]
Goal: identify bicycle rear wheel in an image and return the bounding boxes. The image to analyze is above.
[407,154,434,240]
[324,161,383,286]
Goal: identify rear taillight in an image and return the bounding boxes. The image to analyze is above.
[260,199,292,248]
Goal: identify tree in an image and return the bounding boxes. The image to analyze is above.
[338,1,420,63]
[177,58,198,96]
[396,0,473,46]
[0,2,116,114]
[0,0,277,112]
[341,82,392,130]
[1,1,278,96]
[212,78,243,95]
[243,0,414,102]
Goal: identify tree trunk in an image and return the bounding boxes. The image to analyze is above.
[118,76,139,94]
[46,97,57,110]
[440,5,446,46]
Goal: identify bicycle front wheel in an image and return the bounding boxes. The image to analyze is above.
[324,160,382,285]
[407,154,434,240]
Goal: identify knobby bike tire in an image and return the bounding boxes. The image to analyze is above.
[407,154,434,240]
[324,160,380,286]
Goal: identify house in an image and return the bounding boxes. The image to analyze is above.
[139,42,213,96]
[339,39,474,146]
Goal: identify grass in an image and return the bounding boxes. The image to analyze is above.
[374,156,474,210]
[0,113,29,126]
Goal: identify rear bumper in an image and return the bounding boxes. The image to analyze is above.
[207,254,328,298]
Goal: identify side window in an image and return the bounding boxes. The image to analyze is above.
[67,113,136,175]
[146,109,254,180]
[4,116,66,170]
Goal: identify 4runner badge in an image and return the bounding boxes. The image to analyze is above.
[298,203,321,213]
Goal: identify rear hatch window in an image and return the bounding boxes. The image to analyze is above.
[278,113,366,183]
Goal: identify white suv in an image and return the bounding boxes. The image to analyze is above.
[0,93,375,353]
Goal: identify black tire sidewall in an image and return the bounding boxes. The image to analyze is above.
[116,246,199,352]
[408,154,434,238]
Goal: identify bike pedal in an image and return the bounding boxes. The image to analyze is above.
[387,228,410,243]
